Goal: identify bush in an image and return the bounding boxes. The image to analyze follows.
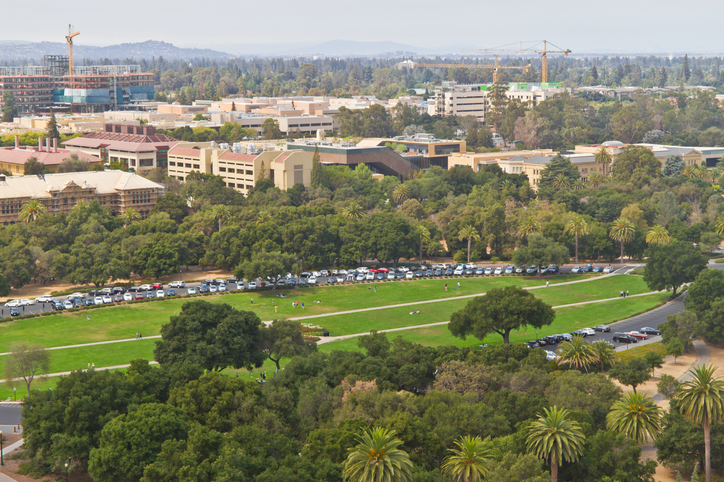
[453,250,467,263]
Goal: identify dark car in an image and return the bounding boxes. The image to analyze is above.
[526,265,538,275]
[52,301,64,311]
[167,289,176,297]
[112,287,126,294]
[199,284,209,293]
[536,338,548,346]
[226,276,238,284]
[127,286,139,293]
[542,335,559,345]
[527,340,540,348]
[444,268,453,276]
[74,298,84,308]
[581,264,593,273]
[640,327,661,335]
[85,298,95,306]
[594,324,611,332]
[434,269,442,276]
[547,265,559,274]
[613,333,638,343]
[592,266,603,273]
[145,291,154,299]
[204,279,215,286]
[10,307,19,316]
[425,269,433,277]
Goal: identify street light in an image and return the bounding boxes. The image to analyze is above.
[65,462,69,481]
[1,429,4,466]
[13,387,15,401]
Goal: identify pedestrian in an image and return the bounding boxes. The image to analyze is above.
[140,333,142,339]
[374,286,376,292]
[546,281,549,287]
[250,297,254,304]
[91,363,95,369]
[22,305,25,313]
[457,281,460,288]
[620,290,623,297]
[87,315,90,321]
[445,283,448,292]
[302,302,304,310]
[136,332,139,339]
[626,290,629,297]
[274,306,278,313]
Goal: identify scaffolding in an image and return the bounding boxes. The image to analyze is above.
[44,55,69,76]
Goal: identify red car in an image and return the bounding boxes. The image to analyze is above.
[627,331,648,340]
[152,282,163,289]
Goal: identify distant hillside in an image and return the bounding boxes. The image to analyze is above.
[0,40,233,62]
[280,39,430,57]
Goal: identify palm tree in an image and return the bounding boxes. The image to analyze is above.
[606,392,662,445]
[555,335,596,372]
[552,174,570,190]
[564,216,589,263]
[256,211,271,225]
[517,218,541,239]
[342,201,364,220]
[343,427,413,482]
[393,184,411,205]
[609,217,636,262]
[590,340,618,372]
[595,146,612,176]
[211,205,230,231]
[458,225,480,264]
[526,406,586,482]
[586,171,604,189]
[683,165,697,179]
[698,166,713,183]
[646,225,671,244]
[677,364,724,482]
[572,178,586,191]
[18,199,48,224]
[501,179,513,194]
[441,435,493,482]
[416,225,431,267]
[715,216,724,239]
[123,208,141,226]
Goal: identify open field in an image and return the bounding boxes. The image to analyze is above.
[0,274,645,353]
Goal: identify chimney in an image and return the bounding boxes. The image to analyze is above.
[53,138,58,153]
[38,137,43,151]
[14,135,19,150]
[46,137,51,153]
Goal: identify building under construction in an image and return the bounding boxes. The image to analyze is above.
[0,54,154,115]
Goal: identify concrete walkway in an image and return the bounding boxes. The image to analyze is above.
[0,362,158,385]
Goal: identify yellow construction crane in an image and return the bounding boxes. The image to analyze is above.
[397,55,531,83]
[65,24,80,77]
[463,40,571,83]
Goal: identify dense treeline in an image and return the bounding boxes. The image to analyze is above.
[19,330,660,481]
[4,144,724,291]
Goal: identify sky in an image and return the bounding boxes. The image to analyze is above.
[2,0,724,55]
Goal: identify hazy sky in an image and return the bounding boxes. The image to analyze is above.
[2,0,723,55]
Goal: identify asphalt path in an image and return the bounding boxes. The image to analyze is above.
[0,402,22,425]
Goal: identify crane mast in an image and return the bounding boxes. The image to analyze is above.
[65,24,80,85]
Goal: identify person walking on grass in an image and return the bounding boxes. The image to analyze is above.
[445,283,448,292]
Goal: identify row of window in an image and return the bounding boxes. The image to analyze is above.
[169,162,201,169]
[227,183,254,189]
[218,167,253,175]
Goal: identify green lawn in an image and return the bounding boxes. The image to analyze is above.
[0,273,638,353]
[319,293,669,352]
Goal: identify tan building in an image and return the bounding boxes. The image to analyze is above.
[210,112,335,136]
[358,134,466,169]
[0,135,104,175]
[0,170,164,224]
[158,104,209,116]
[167,142,312,195]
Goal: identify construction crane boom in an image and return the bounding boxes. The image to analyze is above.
[65,24,80,80]
[397,55,530,83]
[463,40,571,83]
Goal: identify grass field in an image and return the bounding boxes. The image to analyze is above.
[0,273,662,399]
[0,274,646,354]
[319,293,669,352]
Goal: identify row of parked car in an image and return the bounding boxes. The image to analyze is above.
[526,325,662,353]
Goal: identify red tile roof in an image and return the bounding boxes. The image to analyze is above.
[0,148,102,166]
[274,154,290,163]
[169,147,203,157]
[63,132,179,153]
[219,152,257,162]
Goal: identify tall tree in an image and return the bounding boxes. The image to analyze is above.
[594,146,612,177]
[261,319,317,370]
[555,335,596,372]
[210,204,230,231]
[458,224,480,264]
[449,285,555,344]
[235,250,301,288]
[590,340,619,372]
[392,184,411,205]
[154,301,265,372]
[45,107,59,140]
[2,91,17,122]
[606,392,662,444]
[677,364,724,482]
[609,358,651,393]
[643,241,707,296]
[526,406,586,482]
[23,157,45,175]
[683,54,691,81]
[4,343,51,397]
[441,435,493,482]
[415,224,430,266]
[663,155,685,177]
[646,225,671,244]
[343,427,413,482]
[564,216,590,263]
[609,217,636,261]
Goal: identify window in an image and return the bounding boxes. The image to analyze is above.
[185,163,192,168]
[219,167,227,172]
[169,161,176,166]
[228,183,235,188]
[228,168,235,173]
[193,164,200,169]
[246,170,253,175]
[294,164,303,184]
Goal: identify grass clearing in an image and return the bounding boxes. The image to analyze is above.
[617,341,666,362]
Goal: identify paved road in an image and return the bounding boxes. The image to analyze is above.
[0,403,22,426]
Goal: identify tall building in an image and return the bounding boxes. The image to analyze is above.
[0,56,154,114]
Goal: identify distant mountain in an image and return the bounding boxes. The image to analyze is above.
[0,40,233,62]
[278,39,431,57]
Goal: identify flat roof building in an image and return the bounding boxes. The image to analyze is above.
[0,135,103,175]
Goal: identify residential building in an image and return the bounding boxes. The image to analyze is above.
[167,142,313,195]
[0,135,103,175]
[62,122,179,171]
[0,170,164,224]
